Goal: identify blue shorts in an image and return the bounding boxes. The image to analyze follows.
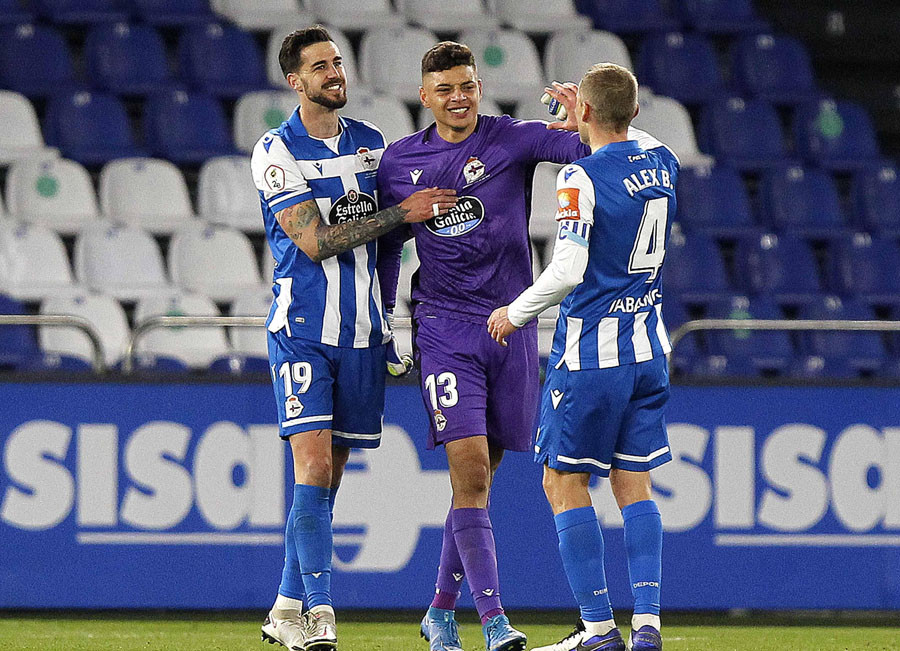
[267,331,386,448]
[534,355,671,477]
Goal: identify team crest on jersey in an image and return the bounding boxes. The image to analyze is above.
[264,165,285,191]
[356,147,378,171]
[462,156,486,185]
[285,395,304,418]
[433,409,447,432]
[424,195,484,237]
[328,189,377,224]
[556,188,581,220]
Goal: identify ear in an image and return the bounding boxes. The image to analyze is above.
[633,104,640,120]
[580,100,591,124]
[419,85,429,108]
[286,72,302,94]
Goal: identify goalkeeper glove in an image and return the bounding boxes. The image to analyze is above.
[385,309,414,377]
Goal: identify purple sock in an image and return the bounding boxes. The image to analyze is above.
[431,506,465,610]
[452,507,504,624]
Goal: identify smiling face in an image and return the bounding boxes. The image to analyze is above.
[420,64,482,140]
[288,40,347,110]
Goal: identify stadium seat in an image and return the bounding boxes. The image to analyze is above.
[639,33,724,106]
[829,233,900,306]
[133,291,230,368]
[210,0,310,31]
[545,30,632,85]
[114,352,190,374]
[5,158,99,235]
[168,224,262,302]
[487,0,591,34]
[208,353,270,375]
[360,26,438,103]
[197,156,263,233]
[661,298,700,376]
[341,93,414,144]
[418,97,502,130]
[0,91,58,164]
[759,165,847,238]
[0,294,41,369]
[800,296,887,374]
[44,91,143,166]
[676,165,755,236]
[306,0,403,31]
[529,162,563,240]
[39,293,130,366]
[676,0,768,34]
[74,220,169,301]
[732,34,818,105]
[84,22,171,96]
[144,90,235,164]
[699,97,786,171]
[793,99,880,171]
[0,0,33,24]
[0,221,77,301]
[229,288,272,357]
[788,355,860,380]
[178,23,267,99]
[662,230,731,302]
[631,93,712,168]
[0,24,76,98]
[265,26,358,90]
[234,90,296,153]
[98,158,195,234]
[691,354,761,378]
[575,0,679,33]
[127,0,213,26]
[704,295,793,373]
[397,0,497,32]
[852,163,900,236]
[33,0,128,24]
[733,232,822,304]
[457,29,543,105]
[18,350,92,372]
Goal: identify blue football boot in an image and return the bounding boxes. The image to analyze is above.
[482,613,527,651]
[420,607,463,651]
[630,625,662,651]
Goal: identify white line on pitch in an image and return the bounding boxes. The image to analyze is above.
[77,532,284,545]
[715,534,900,547]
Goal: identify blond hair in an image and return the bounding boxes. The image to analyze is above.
[579,63,638,133]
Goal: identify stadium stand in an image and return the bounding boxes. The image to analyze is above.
[0,222,77,300]
[676,0,768,34]
[792,98,881,171]
[852,163,900,237]
[39,293,130,366]
[676,165,756,237]
[699,97,786,171]
[197,156,263,233]
[341,93,415,143]
[84,22,172,96]
[660,298,699,376]
[128,0,215,27]
[233,90,297,153]
[733,233,823,304]
[637,32,724,105]
[828,233,900,307]
[0,294,41,369]
[575,0,679,34]
[457,29,544,105]
[662,229,731,303]
[228,288,272,358]
[800,296,888,375]
[545,29,632,83]
[631,91,712,167]
[167,224,262,302]
[210,0,311,32]
[98,158,196,234]
[0,91,58,163]
[732,33,818,105]
[33,0,128,25]
[487,0,591,34]
[0,0,32,23]
[396,0,497,32]
[44,92,144,166]
[691,354,761,378]
[529,162,563,240]
[704,295,794,373]
[178,23,267,99]
[144,90,235,164]
[359,25,437,102]
[306,0,403,31]
[759,165,847,239]
[5,158,99,234]
[0,23,76,98]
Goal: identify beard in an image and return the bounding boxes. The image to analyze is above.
[307,86,347,110]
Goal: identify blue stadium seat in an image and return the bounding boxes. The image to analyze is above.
[793,99,880,171]
[0,0,33,24]
[704,295,793,373]
[144,90,235,164]
[852,163,900,237]
[638,33,723,105]
[732,34,818,105]
[44,91,143,166]
[34,0,128,24]
[788,355,859,380]
[0,294,40,369]
[178,23,266,98]
[111,354,190,374]
[691,354,761,378]
[699,97,786,171]
[85,23,170,96]
[208,354,270,375]
[127,0,212,26]
[661,298,700,376]
[733,232,822,304]
[828,233,900,306]
[574,0,679,33]
[0,24,76,98]
[800,296,887,374]
[19,353,93,372]
[676,0,768,34]
[663,230,731,302]
[676,165,755,236]
[759,165,847,238]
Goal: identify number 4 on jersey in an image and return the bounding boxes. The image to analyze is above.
[628,197,668,282]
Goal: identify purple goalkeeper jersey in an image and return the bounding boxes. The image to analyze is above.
[377,114,588,320]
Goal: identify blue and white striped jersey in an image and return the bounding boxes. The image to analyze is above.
[251,108,390,348]
[549,128,680,370]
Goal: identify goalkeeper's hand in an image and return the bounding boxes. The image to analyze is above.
[385,310,414,377]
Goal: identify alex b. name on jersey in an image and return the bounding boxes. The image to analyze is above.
[623,168,673,197]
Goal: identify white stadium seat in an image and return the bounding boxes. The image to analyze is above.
[306,0,403,31]
[98,158,195,234]
[417,97,503,130]
[168,224,262,302]
[234,90,297,153]
[529,162,563,240]
[0,90,58,164]
[545,30,633,83]
[74,220,169,301]
[197,156,264,233]
[263,248,276,285]
[133,291,231,368]
[266,26,359,89]
[458,29,543,104]
[631,93,714,168]
[341,93,415,143]
[5,158,98,235]
[40,293,130,366]
[360,26,439,103]
[211,0,311,31]
[0,221,77,301]
[396,0,498,32]
[487,0,591,34]
[229,288,273,357]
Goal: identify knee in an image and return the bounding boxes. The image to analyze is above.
[542,468,563,510]
[296,455,332,487]
[452,463,491,503]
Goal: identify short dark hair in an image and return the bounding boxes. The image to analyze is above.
[278,25,333,77]
[580,63,638,133]
[421,41,476,76]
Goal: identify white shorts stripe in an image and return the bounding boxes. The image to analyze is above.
[612,446,670,463]
[282,415,333,428]
[597,316,619,368]
[332,430,381,440]
[632,311,653,362]
[655,304,671,355]
[563,316,583,371]
[556,454,611,470]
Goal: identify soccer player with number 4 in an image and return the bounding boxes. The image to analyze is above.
[488,63,679,651]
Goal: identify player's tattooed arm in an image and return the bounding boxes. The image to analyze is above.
[276,187,457,262]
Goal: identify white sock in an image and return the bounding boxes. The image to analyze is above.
[632,613,661,631]
[272,594,303,618]
[582,618,616,636]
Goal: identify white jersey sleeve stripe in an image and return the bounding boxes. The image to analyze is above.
[597,317,619,368]
[269,189,313,213]
[654,304,671,355]
[632,310,654,362]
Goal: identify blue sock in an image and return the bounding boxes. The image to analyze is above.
[555,506,613,622]
[290,483,333,609]
[278,486,307,601]
[329,486,338,522]
[622,500,662,616]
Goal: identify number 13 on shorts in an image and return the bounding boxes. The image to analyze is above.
[424,371,458,432]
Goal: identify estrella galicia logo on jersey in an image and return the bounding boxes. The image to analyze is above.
[328,189,377,224]
[424,195,484,237]
[356,147,377,171]
[462,156,486,185]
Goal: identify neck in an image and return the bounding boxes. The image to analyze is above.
[589,126,629,153]
[299,99,341,139]
[435,117,477,144]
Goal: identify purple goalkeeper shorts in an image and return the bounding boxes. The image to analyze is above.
[414,313,539,452]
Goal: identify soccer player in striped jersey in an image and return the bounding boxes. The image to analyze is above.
[488,63,678,651]
[251,26,455,651]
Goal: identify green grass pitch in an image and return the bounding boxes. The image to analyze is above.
[1,612,898,650]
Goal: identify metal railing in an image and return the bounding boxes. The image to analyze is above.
[0,314,106,372]
[670,319,900,351]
